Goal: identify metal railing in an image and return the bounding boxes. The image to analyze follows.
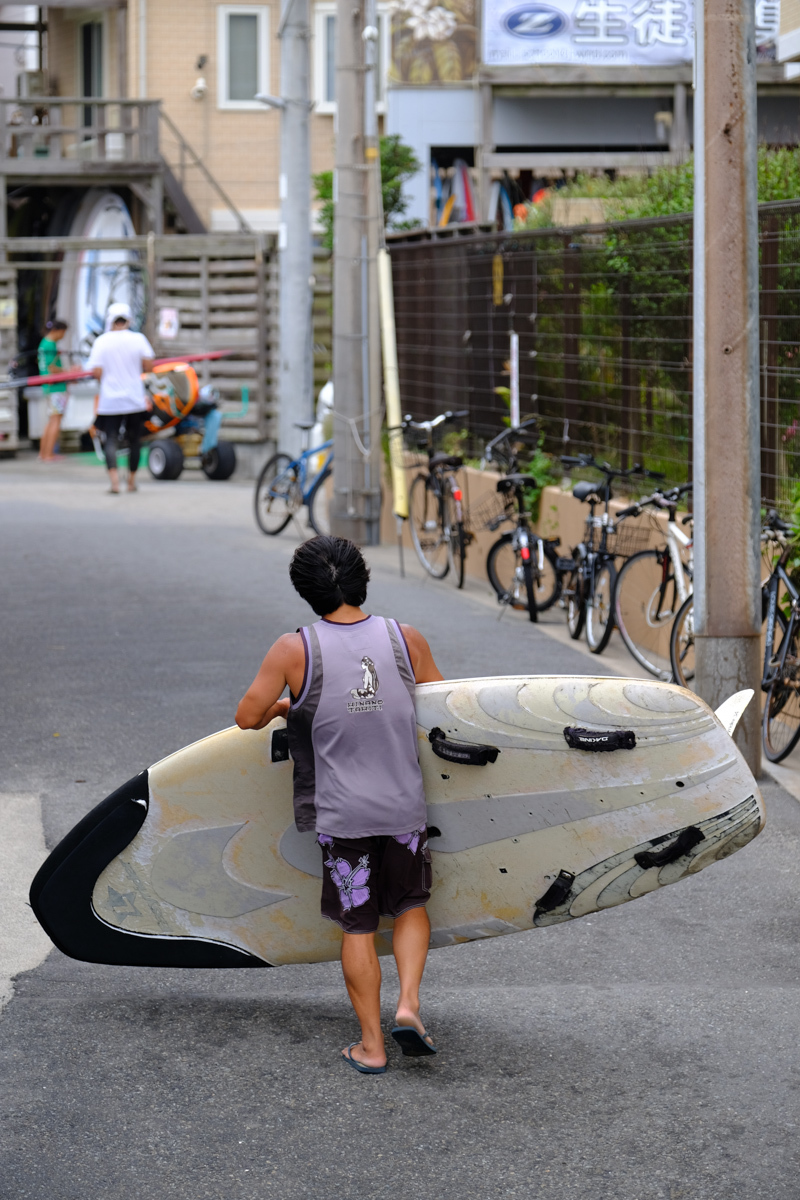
[388,199,800,510]
[0,97,160,167]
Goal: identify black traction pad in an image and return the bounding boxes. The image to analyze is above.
[428,727,500,766]
[563,726,636,752]
[29,772,269,968]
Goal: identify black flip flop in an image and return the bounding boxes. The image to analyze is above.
[391,1025,437,1057]
[342,1043,387,1074]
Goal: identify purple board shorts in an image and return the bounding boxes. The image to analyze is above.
[318,827,432,935]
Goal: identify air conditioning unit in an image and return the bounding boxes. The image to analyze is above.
[17,71,46,99]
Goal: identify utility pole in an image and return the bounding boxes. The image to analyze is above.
[693,0,762,773]
[332,0,381,543]
[259,0,314,460]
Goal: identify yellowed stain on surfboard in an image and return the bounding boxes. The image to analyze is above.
[92,676,764,966]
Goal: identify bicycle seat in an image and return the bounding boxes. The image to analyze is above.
[294,421,316,431]
[429,452,463,469]
[573,480,602,503]
[497,473,537,493]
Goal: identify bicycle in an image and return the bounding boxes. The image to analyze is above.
[254,421,333,537]
[561,453,665,654]
[613,483,693,680]
[669,511,789,703]
[404,410,470,586]
[483,419,562,622]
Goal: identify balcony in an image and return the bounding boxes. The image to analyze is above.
[0,97,161,180]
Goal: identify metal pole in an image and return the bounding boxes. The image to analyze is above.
[363,0,383,545]
[693,0,762,773]
[332,0,366,540]
[277,0,314,458]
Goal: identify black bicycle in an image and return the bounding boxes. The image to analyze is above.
[669,511,790,709]
[483,419,562,622]
[561,454,665,654]
[404,410,471,587]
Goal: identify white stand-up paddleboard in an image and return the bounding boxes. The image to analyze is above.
[31,677,763,967]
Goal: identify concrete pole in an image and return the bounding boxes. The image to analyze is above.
[332,0,366,540]
[693,0,762,773]
[277,0,314,458]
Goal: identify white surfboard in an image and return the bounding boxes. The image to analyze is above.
[30,677,763,967]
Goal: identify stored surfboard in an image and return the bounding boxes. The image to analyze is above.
[30,677,764,968]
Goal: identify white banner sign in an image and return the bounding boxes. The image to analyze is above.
[483,0,779,67]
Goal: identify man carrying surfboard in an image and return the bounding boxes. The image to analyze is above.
[236,535,444,1074]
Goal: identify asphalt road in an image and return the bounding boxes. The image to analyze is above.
[2,459,799,1200]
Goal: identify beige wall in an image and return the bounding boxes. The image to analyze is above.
[125,0,335,228]
[781,0,800,37]
[48,7,123,100]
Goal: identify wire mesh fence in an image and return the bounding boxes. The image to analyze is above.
[388,200,800,510]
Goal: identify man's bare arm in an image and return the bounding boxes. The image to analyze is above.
[235,632,305,730]
[142,357,154,372]
[399,625,444,684]
[91,367,102,380]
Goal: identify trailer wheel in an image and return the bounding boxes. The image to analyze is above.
[148,440,184,480]
[202,441,236,480]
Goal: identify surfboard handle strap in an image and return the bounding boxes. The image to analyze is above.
[563,726,636,752]
[534,869,576,914]
[634,825,705,869]
[428,727,500,766]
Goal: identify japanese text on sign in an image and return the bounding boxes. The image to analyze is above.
[483,0,779,67]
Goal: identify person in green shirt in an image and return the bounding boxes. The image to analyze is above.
[37,320,69,462]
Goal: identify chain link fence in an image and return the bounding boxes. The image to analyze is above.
[388,199,800,508]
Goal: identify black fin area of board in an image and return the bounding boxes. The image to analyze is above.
[29,772,269,968]
[429,727,500,766]
[563,726,636,752]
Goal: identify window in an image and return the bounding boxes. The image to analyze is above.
[217,5,269,109]
[313,3,390,115]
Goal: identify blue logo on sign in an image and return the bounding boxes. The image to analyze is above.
[503,4,567,37]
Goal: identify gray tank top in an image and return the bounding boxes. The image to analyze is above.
[287,615,427,838]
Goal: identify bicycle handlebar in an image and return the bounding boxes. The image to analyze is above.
[402,409,469,432]
[484,417,539,462]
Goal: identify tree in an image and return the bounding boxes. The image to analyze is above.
[313,134,422,251]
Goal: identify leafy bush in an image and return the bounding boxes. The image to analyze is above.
[313,135,422,251]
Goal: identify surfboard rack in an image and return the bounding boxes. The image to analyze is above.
[563,726,636,752]
[428,727,500,766]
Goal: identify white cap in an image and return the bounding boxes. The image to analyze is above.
[105,301,133,331]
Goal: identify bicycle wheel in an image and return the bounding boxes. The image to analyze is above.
[763,627,800,762]
[585,560,617,654]
[486,533,561,612]
[565,565,586,639]
[444,489,466,588]
[254,453,300,535]
[615,549,683,680]
[671,588,786,690]
[670,593,695,686]
[409,473,449,578]
[307,467,332,537]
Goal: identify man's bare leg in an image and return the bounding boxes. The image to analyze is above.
[127,471,137,492]
[108,466,120,493]
[393,906,432,1040]
[340,931,387,1068]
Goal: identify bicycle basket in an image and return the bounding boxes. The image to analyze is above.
[606,519,657,559]
[466,491,513,533]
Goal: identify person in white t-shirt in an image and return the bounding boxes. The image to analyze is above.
[87,302,155,494]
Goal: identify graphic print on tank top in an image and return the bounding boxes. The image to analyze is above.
[348,656,382,712]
